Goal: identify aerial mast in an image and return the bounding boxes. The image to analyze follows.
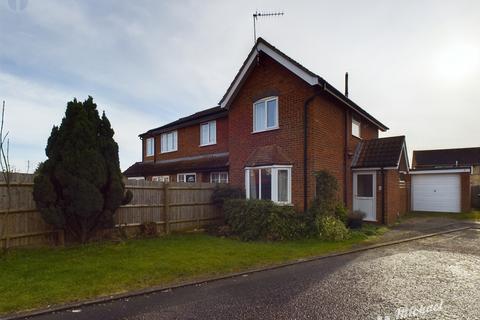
[253,11,284,43]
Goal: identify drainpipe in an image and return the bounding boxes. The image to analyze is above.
[381,168,386,224]
[303,86,324,211]
[344,110,349,206]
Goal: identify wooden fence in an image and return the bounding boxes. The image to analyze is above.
[0,173,222,248]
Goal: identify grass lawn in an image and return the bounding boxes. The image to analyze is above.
[402,210,480,221]
[0,225,386,315]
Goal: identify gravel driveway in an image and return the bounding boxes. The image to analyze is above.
[22,227,480,320]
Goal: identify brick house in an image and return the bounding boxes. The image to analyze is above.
[125,38,410,224]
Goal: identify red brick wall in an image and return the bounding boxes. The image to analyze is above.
[142,116,229,161]
[461,172,471,212]
[375,169,409,225]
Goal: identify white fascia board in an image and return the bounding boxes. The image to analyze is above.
[220,43,319,108]
[410,168,472,175]
[352,167,398,171]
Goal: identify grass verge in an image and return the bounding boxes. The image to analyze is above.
[0,225,386,315]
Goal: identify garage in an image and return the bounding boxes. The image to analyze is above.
[411,168,471,213]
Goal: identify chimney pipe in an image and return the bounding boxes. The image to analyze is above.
[345,72,349,97]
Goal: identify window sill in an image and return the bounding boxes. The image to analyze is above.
[352,134,362,140]
[199,142,216,147]
[252,127,280,134]
[160,149,178,154]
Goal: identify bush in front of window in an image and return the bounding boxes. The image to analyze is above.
[211,184,245,209]
[223,199,306,241]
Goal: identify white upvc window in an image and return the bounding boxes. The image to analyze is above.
[177,173,196,183]
[146,137,154,156]
[253,96,278,133]
[352,118,361,138]
[210,172,228,183]
[161,130,178,153]
[245,166,292,204]
[152,176,170,182]
[200,121,216,146]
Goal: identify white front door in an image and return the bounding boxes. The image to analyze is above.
[353,171,377,221]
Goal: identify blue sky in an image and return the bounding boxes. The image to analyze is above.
[1,0,480,171]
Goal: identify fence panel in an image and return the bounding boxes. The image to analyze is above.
[0,173,222,248]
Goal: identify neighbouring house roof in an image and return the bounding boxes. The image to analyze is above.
[219,37,388,132]
[413,147,480,168]
[139,106,227,138]
[352,136,407,169]
[123,152,229,177]
[244,145,293,167]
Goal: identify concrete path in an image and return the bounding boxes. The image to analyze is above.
[23,228,480,320]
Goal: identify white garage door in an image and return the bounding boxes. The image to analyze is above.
[411,174,461,213]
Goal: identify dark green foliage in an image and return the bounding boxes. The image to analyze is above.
[211,184,244,208]
[309,170,350,239]
[316,215,350,241]
[33,97,132,243]
[224,199,307,241]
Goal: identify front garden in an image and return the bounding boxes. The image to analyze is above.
[0,225,386,315]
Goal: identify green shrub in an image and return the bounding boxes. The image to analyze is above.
[211,185,244,208]
[224,199,306,241]
[316,215,350,241]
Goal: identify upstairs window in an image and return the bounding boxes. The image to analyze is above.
[253,97,278,133]
[146,137,154,156]
[352,118,361,138]
[200,121,216,146]
[161,131,177,153]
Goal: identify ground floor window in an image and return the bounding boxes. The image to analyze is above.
[245,166,292,204]
[152,176,170,182]
[210,172,228,183]
[177,173,196,183]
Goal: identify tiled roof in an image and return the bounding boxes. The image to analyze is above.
[140,106,227,138]
[352,136,405,168]
[244,145,293,167]
[123,153,229,177]
[413,147,480,168]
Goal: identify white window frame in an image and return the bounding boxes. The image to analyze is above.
[210,172,229,183]
[161,130,178,153]
[145,137,154,156]
[177,172,196,183]
[152,176,170,182]
[352,118,361,138]
[244,165,292,204]
[253,96,279,133]
[200,121,217,146]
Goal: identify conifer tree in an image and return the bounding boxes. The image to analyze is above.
[33,97,132,243]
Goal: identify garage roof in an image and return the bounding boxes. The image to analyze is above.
[413,147,480,169]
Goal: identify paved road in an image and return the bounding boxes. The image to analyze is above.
[25,229,480,320]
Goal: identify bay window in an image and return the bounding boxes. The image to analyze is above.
[245,166,292,204]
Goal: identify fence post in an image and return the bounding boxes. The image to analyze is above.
[57,229,65,246]
[164,182,170,234]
